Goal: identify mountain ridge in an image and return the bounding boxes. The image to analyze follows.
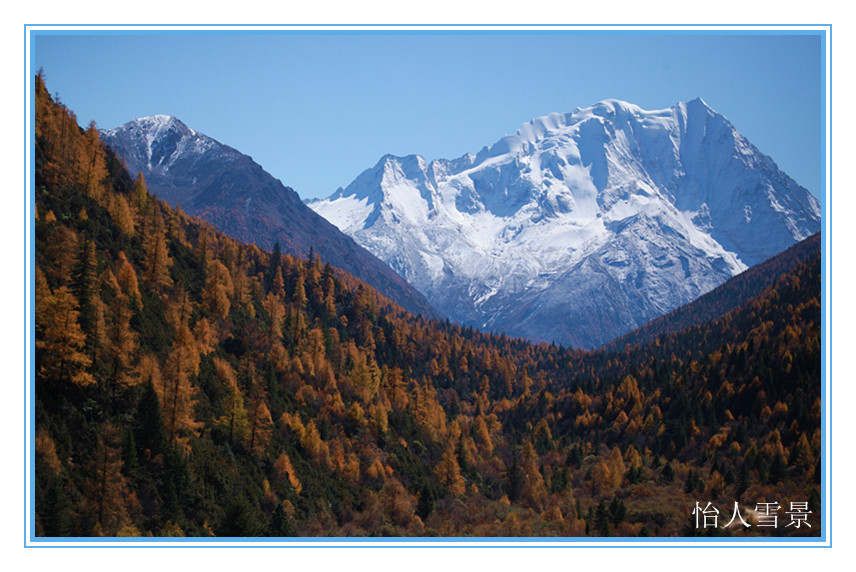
[100,115,438,319]
[310,98,821,348]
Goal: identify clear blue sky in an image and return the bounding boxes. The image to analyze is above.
[31,29,825,200]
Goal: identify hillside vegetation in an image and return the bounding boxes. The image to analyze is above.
[34,72,821,538]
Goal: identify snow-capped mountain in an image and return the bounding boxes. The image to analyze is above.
[100,115,437,318]
[310,98,821,349]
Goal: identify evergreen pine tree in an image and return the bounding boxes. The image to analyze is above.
[268,502,296,537]
[265,242,281,293]
[609,495,627,525]
[416,483,437,520]
[595,499,610,536]
[506,449,523,502]
[662,460,675,483]
[71,235,97,337]
[769,451,788,483]
[134,380,169,463]
[218,494,264,537]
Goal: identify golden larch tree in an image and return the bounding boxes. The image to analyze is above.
[141,204,173,290]
[159,289,201,440]
[434,442,466,497]
[36,284,95,388]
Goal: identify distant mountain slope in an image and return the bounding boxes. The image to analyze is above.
[100,116,437,318]
[603,232,821,351]
[310,99,821,349]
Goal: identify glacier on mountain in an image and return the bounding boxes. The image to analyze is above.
[310,98,821,349]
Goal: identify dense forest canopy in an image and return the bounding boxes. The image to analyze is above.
[33,71,821,538]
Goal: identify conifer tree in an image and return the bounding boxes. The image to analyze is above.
[134,380,169,463]
[133,172,149,212]
[265,242,281,293]
[79,121,108,201]
[108,193,136,237]
[71,235,97,337]
[268,502,296,537]
[36,285,95,388]
[81,422,132,535]
[595,499,610,536]
[160,289,200,440]
[245,369,273,454]
[520,440,547,509]
[142,203,173,290]
[217,385,249,447]
[435,442,466,497]
[107,290,139,388]
[116,252,142,306]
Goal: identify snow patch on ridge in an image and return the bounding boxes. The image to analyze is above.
[102,115,218,174]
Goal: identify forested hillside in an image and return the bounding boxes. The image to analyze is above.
[33,72,821,538]
[98,115,438,319]
[604,232,821,351]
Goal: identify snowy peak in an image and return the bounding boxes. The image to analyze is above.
[680,96,722,125]
[323,154,439,233]
[368,155,432,193]
[683,95,712,112]
[101,114,188,139]
[125,114,194,137]
[310,98,821,349]
[101,115,220,174]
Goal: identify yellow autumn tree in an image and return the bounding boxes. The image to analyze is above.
[607,445,626,489]
[203,258,233,319]
[412,379,447,442]
[520,440,548,509]
[107,192,136,237]
[141,203,173,290]
[272,452,302,494]
[159,289,200,440]
[213,359,249,446]
[246,376,274,454]
[115,252,141,305]
[78,121,109,202]
[434,442,466,497]
[133,172,149,213]
[264,291,285,346]
[36,284,95,388]
[588,460,612,497]
[106,289,139,387]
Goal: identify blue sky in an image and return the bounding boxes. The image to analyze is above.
[31,29,824,200]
